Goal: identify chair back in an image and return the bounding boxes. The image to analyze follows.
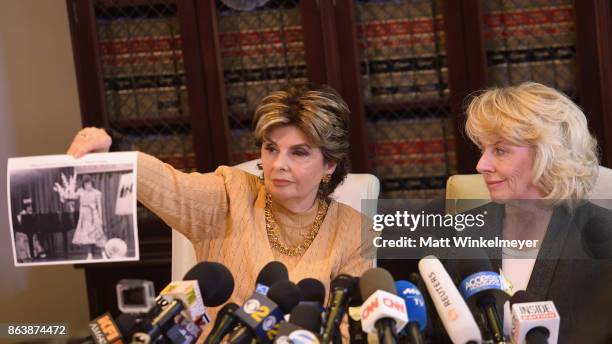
[446,166,612,214]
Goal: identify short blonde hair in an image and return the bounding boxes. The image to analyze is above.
[253,84,350,199]
[465,82,599,208]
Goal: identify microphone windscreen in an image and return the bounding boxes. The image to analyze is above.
[268,280,302,314]
[215,302,239,323]
[290,303,323,333]
[256,261,289,287]
[348,277,362,307]
[330,274,355,292]
[298,278,326,304]
[510,290,538,306]
[183,261,235,307]
[359,268,396,300]
[395,280,427,330]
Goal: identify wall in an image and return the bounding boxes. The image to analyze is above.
[0,0,90,340]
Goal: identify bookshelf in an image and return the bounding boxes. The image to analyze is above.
[67,0,612,318]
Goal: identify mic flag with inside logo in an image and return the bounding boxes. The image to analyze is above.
[115,173,134,215]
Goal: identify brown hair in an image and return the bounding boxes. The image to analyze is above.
[253,84,351,199]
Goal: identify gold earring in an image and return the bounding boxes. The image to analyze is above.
[322,174,331,184]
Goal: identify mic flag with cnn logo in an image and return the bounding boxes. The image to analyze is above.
[359,290,408,333]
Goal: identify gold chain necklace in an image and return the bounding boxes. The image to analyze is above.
[264,193,329,256]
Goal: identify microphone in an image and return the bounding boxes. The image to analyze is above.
[132,298,201,344]
[581,214,612,259]
[160,260,235,324]
[203,303,240,344]
[88,312,124,344]
[133,261,235,343]
[395,280,426,344]
[457,258,509,344]
[298,278,326,308]
[418,256,482,344]
[510,291,559,344]
[359,268,408,344]
[320,274,356,344]
[228,280,302,344]
[183,260,235,307]
[274,303,322,344]
[256,261,289,295]
[206,262,290,344]
[347,277,367,344]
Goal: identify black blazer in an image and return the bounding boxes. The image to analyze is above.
[469,201,612,343]
[379,201,612,343]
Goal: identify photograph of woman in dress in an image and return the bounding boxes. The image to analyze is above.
[70,175,107,260]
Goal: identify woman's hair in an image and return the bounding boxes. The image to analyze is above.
[82,174,95,187]
[252,84,351,199]
[465,82,599,208]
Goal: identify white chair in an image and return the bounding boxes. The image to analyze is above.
[171,160,381,280]
[446,166,612,214]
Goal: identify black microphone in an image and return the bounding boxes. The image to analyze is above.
[290,303,323,333]
[203,303,240,344]
[205,261,290,344]
[298,278,326,307]
[227,280,302,344]
[268,280,303,314]
[320,274,356,344]
[256,261,289,295]
[183,260,235,307]
[274,303,322,343]
[456,258,508,344]
[359,268,407,344]
[347,277,367,344]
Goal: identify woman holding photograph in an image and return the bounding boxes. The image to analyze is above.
[66,84,373,335]
[71,175,107,260]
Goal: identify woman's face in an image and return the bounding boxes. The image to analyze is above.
[476,139,543,201]
[84,181,93,191]
[261,125,336,211]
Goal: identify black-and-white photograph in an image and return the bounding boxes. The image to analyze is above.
[7,152,139,266]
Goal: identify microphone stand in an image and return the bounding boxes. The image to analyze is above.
[374,319,397,344]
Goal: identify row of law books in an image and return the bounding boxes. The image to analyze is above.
[97,8,188,120]
[368,117,455,197]
[104,74,189,120]
[357,0,448,104]
[482,1,577,91]
[218,6,305,114]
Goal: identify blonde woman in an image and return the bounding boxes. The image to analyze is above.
[461,82,612,341]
